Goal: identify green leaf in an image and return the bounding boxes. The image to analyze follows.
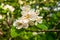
[10,26,18,37]
[36,24,48,30]
[10,26,24,37]
[57,12,60,17]
[46,32,56,40]
[10,26,33,38]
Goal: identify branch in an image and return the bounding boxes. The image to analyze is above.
[25,29,60,32]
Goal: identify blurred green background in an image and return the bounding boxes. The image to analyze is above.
[0,0,60,40]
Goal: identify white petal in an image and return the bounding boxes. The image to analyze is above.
[3,4,15,12]
[29,21,34,26]
[54,8,58,11]
[1,3,4,7]
[35,22,38,25]
[19,0,23,4]
[8,6,15,12]
[36,16,43,23]
[21,11,27,16]
[23,23,29,29]
[16,26,23,29]
[38,20,42,23]
[20,5,30,11]
[3,4,9,9]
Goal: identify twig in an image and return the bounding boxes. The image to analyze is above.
[25,29,60,32]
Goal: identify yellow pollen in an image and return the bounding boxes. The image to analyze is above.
[25,14,30,19]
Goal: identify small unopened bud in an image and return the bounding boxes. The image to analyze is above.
[0,31,3,36]
[0,15,3,19]
[33,32,38,35]
[44,0,46,1]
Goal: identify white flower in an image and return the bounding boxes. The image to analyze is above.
[21,9,38,21]
[8,6,15,12]
[43,7,50,11]
[58,3,60,6]
[39,7,42,10]
[19,0,23,5]
[36,6,39,9]
[21,11,27,16]
[1,3,4,7]
[20,5,30,11]
[58,7,60,10]
[13,5,43,29]
[3,4,9,9]
[57,2,60,6]
[36,9,40,15]
[21,9,38,22]
[0,15,3,19]
[13,19,29,29]
[53,8,58,11]
[35,16,43,24]
[54,7,60,11]
[30,1,32,4]
[3,4,15,12]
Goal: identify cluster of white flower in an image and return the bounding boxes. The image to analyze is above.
[1,3,15,12]
[13,5,43,29]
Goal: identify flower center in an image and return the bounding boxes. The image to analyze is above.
[16,22,22,26]
[25,14,30,19]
